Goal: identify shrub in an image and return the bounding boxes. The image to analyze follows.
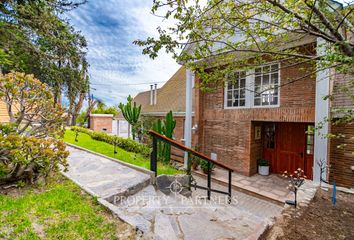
[71,126,151,157]
[0,132,69,185]
[200,159,215,173]
[0,72,69,186]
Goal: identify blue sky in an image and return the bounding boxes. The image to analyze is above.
[66,0,180,106]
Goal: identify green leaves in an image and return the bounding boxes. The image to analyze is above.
[119,95,142,140]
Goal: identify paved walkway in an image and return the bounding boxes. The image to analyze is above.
[194,167,292,203]
[105,175,283,240]
[63,145,152,202]
[63,145,284,239]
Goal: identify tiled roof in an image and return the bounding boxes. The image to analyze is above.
[133,66,194,115]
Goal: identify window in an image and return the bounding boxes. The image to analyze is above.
[254,64,279,106]
[306,125,315,155]
[225,71,246,107]
[264,124,276,149]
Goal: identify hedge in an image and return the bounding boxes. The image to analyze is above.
[70,126,151,157]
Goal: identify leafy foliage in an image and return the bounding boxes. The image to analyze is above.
[0,72,69,186]
[0,72,65,138]
[71,126,151,157]
[0,129,69,185]
[135,0,353,148]
[200,159,215,173]
[0,0,89,120]
[119,95,142,140]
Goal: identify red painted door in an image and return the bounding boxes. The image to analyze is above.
[276,123,306,175]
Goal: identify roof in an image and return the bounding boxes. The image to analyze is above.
[133,66,194,115]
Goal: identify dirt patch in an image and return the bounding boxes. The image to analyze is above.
[261,189,354,240]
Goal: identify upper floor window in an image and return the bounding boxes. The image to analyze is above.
[226,71,246,107]
[254,64,279,106]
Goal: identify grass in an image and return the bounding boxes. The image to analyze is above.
[64,129,183,175]
[0,176,134,240]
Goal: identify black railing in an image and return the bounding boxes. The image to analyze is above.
[149,130,233,203]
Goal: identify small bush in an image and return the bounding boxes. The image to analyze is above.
[71,126,151,157]
[0,133,69,185]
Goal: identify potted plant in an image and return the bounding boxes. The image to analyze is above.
[200,159,215,174]
[190,155,200,170]
[258,159,270,176]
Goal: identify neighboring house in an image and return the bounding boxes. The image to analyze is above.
[89,113,130,138]
[134,66,198,162]
[182,38,353,188]
[89,114,114,133]
[0,101,9,123]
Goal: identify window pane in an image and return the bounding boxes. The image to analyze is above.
[227,82,232,90]
[255,68,261,75]
[227,100,232,107]
[240,89,245,98]
[263,65,270,73]
[254,98,261,106]
[239,99,245,106]
[262,94,270,105]
[233,99,239,107]
[271,64,279,72]
[234,90,239,99]
[255,76,261,87]
[271,73,278,84]
[263,74,269,86]
[271,96,278,105]
[240,78,246,88]
[227,91,232,100]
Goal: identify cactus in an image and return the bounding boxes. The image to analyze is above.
[152,111,176,164]
[162,111,176,163]
[119,95,141,140]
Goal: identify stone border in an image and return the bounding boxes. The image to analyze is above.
[66,143,155,183]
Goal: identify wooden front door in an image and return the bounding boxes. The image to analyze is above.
[263,122,314,179]
[277,123,306,175]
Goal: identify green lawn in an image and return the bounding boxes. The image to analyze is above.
[64,129,183,175]
[0,176,134,239]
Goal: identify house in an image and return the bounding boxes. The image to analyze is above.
[0,101,9,123]
[134,66,198,162]
[181,37,353,188]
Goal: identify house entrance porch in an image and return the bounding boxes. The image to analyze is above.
[258,122,315,179]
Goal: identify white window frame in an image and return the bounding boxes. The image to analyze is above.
[224,62,280,109]
[224,71,248,109]
[252,62,281,108]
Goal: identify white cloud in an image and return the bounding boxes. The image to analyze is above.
[67,0,180,106]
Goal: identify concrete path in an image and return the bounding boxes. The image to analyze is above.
[63,145,152,202]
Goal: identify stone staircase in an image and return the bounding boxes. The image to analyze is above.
[100,175,283,240]
[64,145,283,240]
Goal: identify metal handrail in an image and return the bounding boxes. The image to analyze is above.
[148,130,233,203]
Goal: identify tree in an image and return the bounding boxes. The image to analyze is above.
[0,72,69,186]
[0,0,89,116]
[119,96,141,140]
[0,72,65,138]
[135,0,353,142]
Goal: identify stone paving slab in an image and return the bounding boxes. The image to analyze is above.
[194,167,292,204]
[63,146,152,200]
[104,174,283,240]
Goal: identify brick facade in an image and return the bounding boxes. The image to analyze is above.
[197,60,317,175]
[329,124,354,188]
[89,114,113,133]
